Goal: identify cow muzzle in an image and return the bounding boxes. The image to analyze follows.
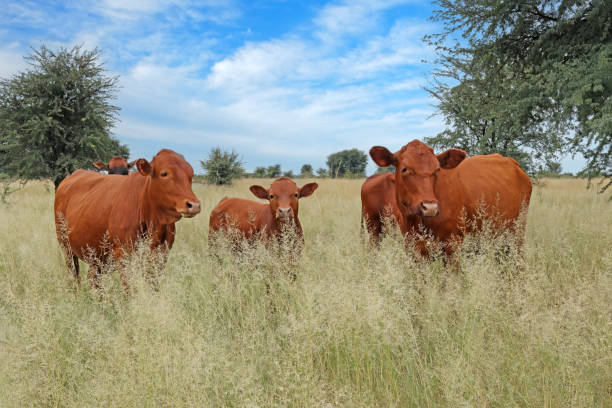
[276,207,294,222]
[181,200,201,218]
[419,201,439,217]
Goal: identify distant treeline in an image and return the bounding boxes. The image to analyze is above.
[200,147,369,185]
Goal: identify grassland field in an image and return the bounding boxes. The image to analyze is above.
[0,177,610,407]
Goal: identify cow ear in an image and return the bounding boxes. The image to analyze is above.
[370,146,398,168]
[136,158,152,176]
[299,183,318,198]
[249,185,269,200]
[437,148,466,169]
[93,161,108,171]
[127,160,137,170]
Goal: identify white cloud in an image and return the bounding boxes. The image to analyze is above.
[314,0,415,40]
[207,38,311,90]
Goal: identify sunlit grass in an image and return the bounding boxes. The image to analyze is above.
[0,178,610,407]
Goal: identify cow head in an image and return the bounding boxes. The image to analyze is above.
[250,177,318,223]
[370,140,466,217]
[135,149,201,219]
[93,157,136,175]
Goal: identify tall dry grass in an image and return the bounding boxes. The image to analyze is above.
[0,178,610,407]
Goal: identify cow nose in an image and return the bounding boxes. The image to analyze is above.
[420,202,439,217]
[276,207,293,219]
[185,200,201,215]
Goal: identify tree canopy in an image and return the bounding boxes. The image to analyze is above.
[326,148,367,178]
[0,45,127,188]
[426,0,611,189]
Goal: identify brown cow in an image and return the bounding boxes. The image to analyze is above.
[209,177,318,247]
[93,157,136,175]
[362,140,532,255]
[54,149,201,288]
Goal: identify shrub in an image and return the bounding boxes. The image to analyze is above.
[200,147,244,185]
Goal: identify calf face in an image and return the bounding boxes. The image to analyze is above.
[136,149,201,219]
[370,140,466,217]
[93,157,136,175]
[250,177,318,223]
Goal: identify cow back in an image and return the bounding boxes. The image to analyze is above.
[422,154,532,238]
[210,197,275,238]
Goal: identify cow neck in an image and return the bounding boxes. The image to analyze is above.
[138,176,177,231]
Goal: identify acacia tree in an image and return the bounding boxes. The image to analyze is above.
[426,0,611,186]
[201,147,244,185]
[0,45,127,189]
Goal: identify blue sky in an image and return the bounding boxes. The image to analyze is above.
[0,0,584,175]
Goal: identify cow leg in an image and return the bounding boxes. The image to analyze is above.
[88,264,101,289]
[111,247,131,296]
[72,255,81,286]
[56,221,80,286]
[59,248,80,286]
[364,213,383,246]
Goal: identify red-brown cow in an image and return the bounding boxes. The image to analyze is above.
[93,157,136,175]
[209,177,318,247]
[54,149,201,288]
[362,140,532,255]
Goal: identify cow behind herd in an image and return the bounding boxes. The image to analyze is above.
[54,140,532,291]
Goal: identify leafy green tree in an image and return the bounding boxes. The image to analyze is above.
[0,45,127,189]
[283,170,295,178]
[300,164,313,178]
[200,147,244,185]
[253,166,267,178]
[266,164,281,178]
[426,0,611,189]
[316,167,328,178]
[326,148,367,178]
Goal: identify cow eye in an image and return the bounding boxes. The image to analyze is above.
[294,193,298,197]
[269,194,274,199]
[160,171,168,177]
[401,168,407,173]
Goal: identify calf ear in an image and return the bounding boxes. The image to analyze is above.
[136,158,152,176]
[127,160,137,170]
[370,146,398,167]
[436,148,466,169]
[249,185,269,200]
[299,183,318,198]
[93,161,108,171]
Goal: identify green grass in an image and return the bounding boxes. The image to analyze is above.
[0,178,610,407]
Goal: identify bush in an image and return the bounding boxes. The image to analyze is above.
[200,147,244,185]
